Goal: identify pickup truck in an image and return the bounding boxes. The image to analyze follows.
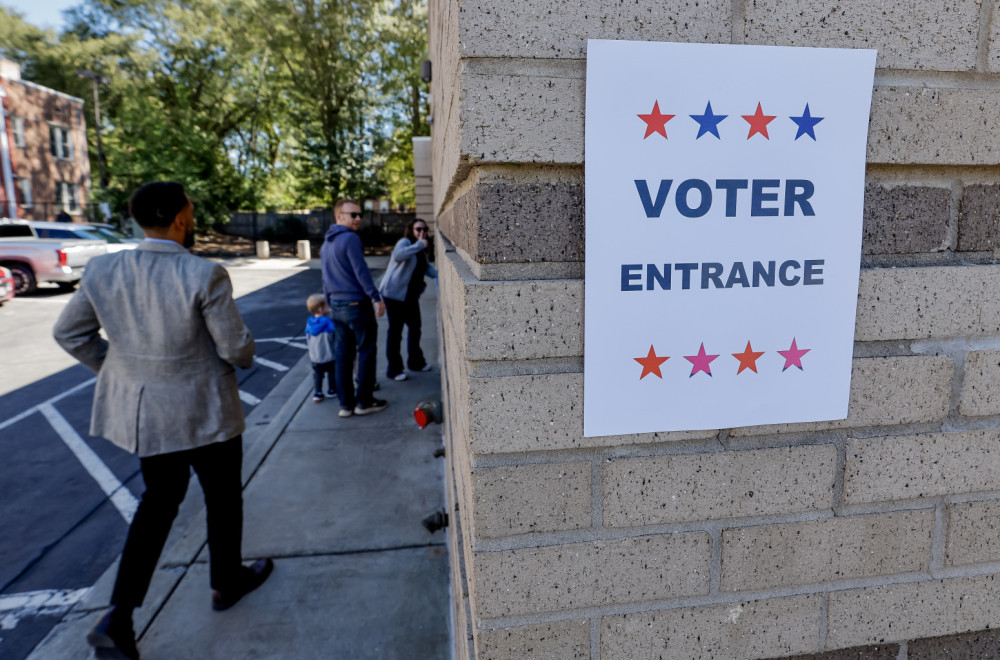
[0,223,107,294]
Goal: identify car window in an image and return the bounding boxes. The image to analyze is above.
[0,225,33,237]
[92,227,124,243]
[42,228,106,241]
[41,228,76,239]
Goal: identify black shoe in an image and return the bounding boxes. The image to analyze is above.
[87,607,140,660]
[354,398,388,416]
[211,558,274,611]
[313,392,324,403]
[327,388,336,397]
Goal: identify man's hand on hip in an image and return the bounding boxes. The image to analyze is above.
[374,300,386,318]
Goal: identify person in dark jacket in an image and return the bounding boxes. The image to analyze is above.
[320,199,388,418]
[378,219,437,380]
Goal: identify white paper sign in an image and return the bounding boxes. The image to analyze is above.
[584,40,876,437]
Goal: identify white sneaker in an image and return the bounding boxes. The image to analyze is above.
[338,408,353,418]
[414,365,433,372]
[392,373,408,381]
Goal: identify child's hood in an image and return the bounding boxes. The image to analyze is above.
[305,315,334,336]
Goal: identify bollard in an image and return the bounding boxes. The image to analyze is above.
[255,240,270,259]
[296,240,311,261]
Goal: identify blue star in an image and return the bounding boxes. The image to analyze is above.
[790,104,824,140]
[689,101,727,139]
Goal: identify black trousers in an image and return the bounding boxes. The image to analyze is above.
[385,297,426,377]
[312,360,336,394]
[111,435,244,608]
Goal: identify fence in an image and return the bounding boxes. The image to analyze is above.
[226,210,416,248]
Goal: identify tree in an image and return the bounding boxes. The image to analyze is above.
[254,0,385,205]
[371,0,429,210]
[2,0,431,222]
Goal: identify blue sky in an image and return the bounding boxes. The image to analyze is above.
[7,0,77,31]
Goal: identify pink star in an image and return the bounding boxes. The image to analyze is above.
[684,343,719,377]
[778,338,811,371]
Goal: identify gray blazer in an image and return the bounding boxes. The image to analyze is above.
[53,240,255,457]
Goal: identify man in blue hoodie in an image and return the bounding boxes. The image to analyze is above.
[321,199,388,417]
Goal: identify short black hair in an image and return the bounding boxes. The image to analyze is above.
[129,182,188,228]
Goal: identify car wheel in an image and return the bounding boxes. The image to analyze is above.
[56,281,78,292]
[6,263,36,295]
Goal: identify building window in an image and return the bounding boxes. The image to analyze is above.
[11,116,25,148]
[56,182,79,213]
[15,177,31,209]
[49,124,74,160]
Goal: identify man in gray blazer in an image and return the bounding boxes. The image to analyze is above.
[54,182,273,660]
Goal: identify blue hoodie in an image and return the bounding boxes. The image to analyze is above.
[305,314,336,364]
[320,224,382,303]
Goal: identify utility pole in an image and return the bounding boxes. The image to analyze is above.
[76,69,110,218]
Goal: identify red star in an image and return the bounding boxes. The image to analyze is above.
[638,101,675,139]
[634,345,670,379]
[732,341,765,375]
[684,343,719,377]
[742,102,776,139]
[778,338,811,372]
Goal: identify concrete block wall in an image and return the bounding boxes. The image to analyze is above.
[430,1,1000,658]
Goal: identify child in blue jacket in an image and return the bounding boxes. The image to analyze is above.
[305,293,336,402]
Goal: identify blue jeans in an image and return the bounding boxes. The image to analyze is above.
[330,300,378,409]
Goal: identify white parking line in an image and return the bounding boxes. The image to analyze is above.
[0,377,97,432]
[39,404,138,524]
[253,356,289,372]
[239,390,262,405]
[256,336,309,349]
[0,588,89,631]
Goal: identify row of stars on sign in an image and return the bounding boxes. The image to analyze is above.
[638,101,824,141]
[635,339,810,379]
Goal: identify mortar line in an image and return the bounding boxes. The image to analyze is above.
[946,177,962,252]
[591,457,603,529]
[930,502,949,574]
[976,0,995,72]
[831,435,847,516]
[709,523,723,596]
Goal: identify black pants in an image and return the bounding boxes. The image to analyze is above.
[312,360,336,394]
[111,435,244,608]
[385,297,426,377]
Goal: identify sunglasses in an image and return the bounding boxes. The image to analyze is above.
[348,212,362,219]
[414,227,428,233]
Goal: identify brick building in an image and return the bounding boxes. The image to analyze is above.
[430,2,1000,659]
[0,58,91,222]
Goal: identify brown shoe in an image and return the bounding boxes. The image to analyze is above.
[211,558,274,611]
[87,607,140,660]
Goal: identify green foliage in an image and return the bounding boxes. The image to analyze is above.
[0,0,430,223]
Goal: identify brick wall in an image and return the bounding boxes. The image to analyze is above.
[2,74,91,221]
[430,1,1000,658]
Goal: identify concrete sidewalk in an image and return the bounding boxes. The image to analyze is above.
[28,259,451,660]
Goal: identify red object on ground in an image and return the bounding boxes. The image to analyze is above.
[0,266,14,304]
